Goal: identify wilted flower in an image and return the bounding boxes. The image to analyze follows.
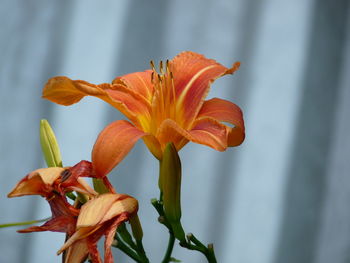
[8,164,138,263]
[57,193,138,263]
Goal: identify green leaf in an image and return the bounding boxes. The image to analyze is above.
[0,217,50,228]
[170,257,181,262]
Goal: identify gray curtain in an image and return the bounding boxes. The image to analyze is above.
[1,0,349,262]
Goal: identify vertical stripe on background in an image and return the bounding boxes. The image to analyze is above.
[0,1,72,263]
[273,0,349,263]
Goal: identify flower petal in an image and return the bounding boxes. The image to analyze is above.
[8,168,63,197]
[91,120,147,178]
[157,118,228,152]
[104,213,129,263]
[77,194,122,227]
[64,240,89,263]
[18,215,76,234]
[77,193,137,227]
[101,196,138,223]
[57,226,98,256]
[60,161,97,196]
[169,51,240,129]
[112,70,154,101]
[43,77,151,128]
[197,98,245,146]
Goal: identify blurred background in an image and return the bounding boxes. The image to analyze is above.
[1,0,350,262]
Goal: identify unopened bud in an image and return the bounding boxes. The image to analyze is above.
[40,119,62,167]
[159,143,185,241]
[129,214,143,241]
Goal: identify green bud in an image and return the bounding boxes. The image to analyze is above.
[40,119,62,167]
[159,143,185,242]
[129,214,143,241]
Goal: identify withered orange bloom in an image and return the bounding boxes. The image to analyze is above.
[7,166,96,263]
[57,193,138,263]
[8,166,97,198]
[8,164,137,263]
[43,51,245,177]
[7,166,97,235]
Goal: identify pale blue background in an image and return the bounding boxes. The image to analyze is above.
[1,0,350,262]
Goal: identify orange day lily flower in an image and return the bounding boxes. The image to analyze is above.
[43,51,245,177]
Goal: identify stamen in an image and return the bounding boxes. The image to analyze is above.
[166,60,170,74]
[159,60,164,74]
[170,71,176,120]
[150,60,156,72]
[157,74,165,116]
[60,169,72,182]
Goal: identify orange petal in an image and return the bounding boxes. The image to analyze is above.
[43,77,151,128]
[112,70,154,101]
[64,240,89,263]
[77,194,122,227]
[104,212,129,263]
[18,215,75,234]
[197,98,245,146]
[169,51,240,129]
[8,168,63,197]
[77,193,137,227]
[156,118,228,152]
[91,120,147,178]
[57,226,97,256]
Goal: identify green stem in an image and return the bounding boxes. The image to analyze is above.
[152,197,218,263]
[113,235,144,263]
[206,244,217,263]
[161,231,176,263]
[0,217,50,228]
[180,237,217,263]
[136,240,148,261]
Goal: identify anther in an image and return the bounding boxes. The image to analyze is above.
[159,60,164,74]
[60,169,72,182]
[150,60,155,71]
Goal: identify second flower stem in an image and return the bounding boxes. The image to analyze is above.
[161,231,176,263]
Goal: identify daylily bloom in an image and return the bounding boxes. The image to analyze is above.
[43,51,245,177]
[7,166,97,234]
[7,166,96,262]
[8,164,138,263]
[7,166,97,199]
[57,193,138,263]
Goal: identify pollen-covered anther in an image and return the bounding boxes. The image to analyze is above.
[150,60,156,72]
[159,60,164,74]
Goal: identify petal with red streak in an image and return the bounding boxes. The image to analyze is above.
[64,240,89,263]
[169,51,240,128]
[197,98,245,146]
[157,118,228,152]
[18,215,76,234]
[104,213,129,263]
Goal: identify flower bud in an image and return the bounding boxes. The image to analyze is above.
[129,214,143,241]
[40,119,62,167]
[159,143,185,241]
